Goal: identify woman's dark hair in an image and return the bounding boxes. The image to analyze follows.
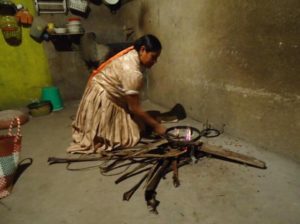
[134,34,162,52]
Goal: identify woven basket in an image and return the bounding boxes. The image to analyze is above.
[0,117,22,199]
[0,15,21,41]
[69,0,88,13]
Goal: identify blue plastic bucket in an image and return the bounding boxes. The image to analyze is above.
[41,86,63,111]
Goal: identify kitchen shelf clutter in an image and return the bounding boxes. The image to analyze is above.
[49,17,84,35]
[69,0,88,13]
[47,17,84,51]
[34,0,89,15]
[34,0,67,15]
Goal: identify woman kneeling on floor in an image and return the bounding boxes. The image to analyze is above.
[67,34,166,154]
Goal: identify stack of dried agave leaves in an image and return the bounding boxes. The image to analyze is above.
[48,130,266,214]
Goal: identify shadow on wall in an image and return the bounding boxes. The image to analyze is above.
[79,32,132,69]
[138,1,148,30]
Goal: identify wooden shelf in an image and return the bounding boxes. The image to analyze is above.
[49,32,84,36]
[49,32,84,51]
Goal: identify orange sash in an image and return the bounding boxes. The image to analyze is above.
[88,46,134,82]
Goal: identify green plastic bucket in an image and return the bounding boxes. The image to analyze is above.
[41,86,63,111]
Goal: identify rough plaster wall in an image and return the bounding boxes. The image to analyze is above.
[41,3,127,101]
[119,0,300,161]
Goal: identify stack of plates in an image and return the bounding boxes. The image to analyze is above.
[66,17,83,34]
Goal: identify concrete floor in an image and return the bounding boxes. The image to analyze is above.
[1,100,300,224]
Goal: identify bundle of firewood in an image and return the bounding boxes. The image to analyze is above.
[48,137,266,214]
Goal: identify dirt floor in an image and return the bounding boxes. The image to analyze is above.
[1,100,300,224]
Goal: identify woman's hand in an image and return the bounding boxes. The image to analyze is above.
[154,124,166,136]
[125,94,166,136]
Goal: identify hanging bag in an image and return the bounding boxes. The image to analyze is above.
[0,117,22,199]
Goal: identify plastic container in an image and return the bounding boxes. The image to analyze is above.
[41,86,63,111]
[66,24,81,33]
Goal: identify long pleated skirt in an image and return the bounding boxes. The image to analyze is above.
[67,81,140,154]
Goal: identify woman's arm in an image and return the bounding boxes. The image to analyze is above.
[125,94,166,135]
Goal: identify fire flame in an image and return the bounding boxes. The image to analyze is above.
[185,128,192,141]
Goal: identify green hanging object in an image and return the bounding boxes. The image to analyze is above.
[0,15,22,45]
[0,0,17,15]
